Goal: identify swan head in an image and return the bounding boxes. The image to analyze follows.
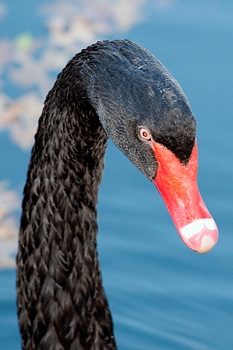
[80,40,218,253]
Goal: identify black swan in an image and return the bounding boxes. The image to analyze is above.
[17,40,218,350]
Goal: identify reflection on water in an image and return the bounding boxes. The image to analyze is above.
[0,0,233,349]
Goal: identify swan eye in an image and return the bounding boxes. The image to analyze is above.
[139,127,152,141]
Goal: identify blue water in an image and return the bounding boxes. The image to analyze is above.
[1,1,233,349]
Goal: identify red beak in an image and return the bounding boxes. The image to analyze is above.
[151,141,218,253]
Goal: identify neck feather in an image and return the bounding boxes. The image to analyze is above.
[17,57,117,350]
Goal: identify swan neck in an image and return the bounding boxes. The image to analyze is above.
[17,57,116,350]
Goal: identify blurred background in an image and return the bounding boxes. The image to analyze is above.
[0,0,232,349]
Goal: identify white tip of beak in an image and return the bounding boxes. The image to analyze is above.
[180,218,218,254]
